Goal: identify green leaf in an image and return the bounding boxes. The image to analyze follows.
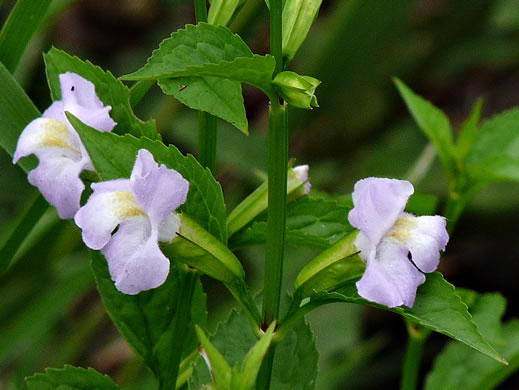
[236,322,276,390]
[191,309,318,390]
[425,293,519,390]
[91,252,207,386]
[0,261,93,363]
[394,78,456,175]
[26,366,119,390]
[306,273,505,363]
[121,22,273,133]
[68,114,228,243]
[44,48,159,140]
[129,55,275,95]
[123,23,253,80]
[0,0,52,73]
[159,76,248,134]
[0,61,40,171]
[230,197,353,250]
[465,108,519,182]
[196,326,232,389]
[456,98,483,162]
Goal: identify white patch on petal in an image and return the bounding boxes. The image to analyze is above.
[158,212,181,243]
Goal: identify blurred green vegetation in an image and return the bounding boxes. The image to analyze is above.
[1,0,519,388]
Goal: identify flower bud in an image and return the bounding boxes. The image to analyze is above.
[272,71,320,109]
[207,0,247,26]
[227,164,311,236]
[282,0,323,63]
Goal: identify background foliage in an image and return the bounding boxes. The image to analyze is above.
[1,0,519,388]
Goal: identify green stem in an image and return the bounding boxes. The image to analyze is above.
[129,80,154,108]
[194,0,208,22]
[257,102,287,390]
[198,111,218,174]
[400,322,430,390]
[194,0,218,175]
[270,0,283,75]
[258,3,285,387]
[262,101,288,323]
[160,268,198,390]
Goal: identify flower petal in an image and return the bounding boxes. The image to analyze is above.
[158,212,181,243]
[348,177,414,249]
[74,180,145,250]
[102,219,170,294]
[13,118,88,218]
[398,214,449,273]
[356,239,425,308]
[130,149,189,225]
[60,72,116,132]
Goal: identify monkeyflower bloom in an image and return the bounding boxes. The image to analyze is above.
[348,178,449,308]
[75,149,189,294]
[13,72,116,218]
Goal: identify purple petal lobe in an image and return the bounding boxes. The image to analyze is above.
[102,219,169,294]
[396,214,449,273]
[130,149,189,226]
[356,240,425,308]
[60,72,116,132]
[348,178,414,249]
[74,184,144,250]
[14,118,87,218]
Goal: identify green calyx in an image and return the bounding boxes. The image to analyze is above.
[294,230,365,296]
[163,213,244,282]
[272,71,320,109]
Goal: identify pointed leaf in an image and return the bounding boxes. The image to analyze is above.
[307,273,505,363]
[191,309,318,390]
[26,366,119,390]
[123,23,253,80]
[236,322,276,390]
[456,98,483,162]
[466,108,519,182]
[425,293,519,390]
[0,61,40,171]
[0,0,52,73]
[196,326,232,389]
[44,48,159,140]
[68,114,228,243]
[159,76,248,134]
[394,78,456,174]
[129,55,275,94]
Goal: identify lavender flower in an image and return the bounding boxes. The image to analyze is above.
[348,178,449,308]
[75,149,189,295]
[13,72,116,219]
